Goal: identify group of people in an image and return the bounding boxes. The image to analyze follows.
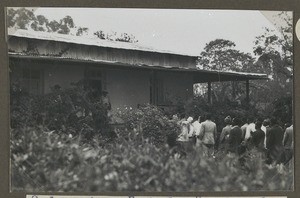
[175,113,293,165]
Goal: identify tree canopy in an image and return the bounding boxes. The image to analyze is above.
[197,39,256,72]
[253,12,292,83]
[7,7,138,43]
[195,11,293,123]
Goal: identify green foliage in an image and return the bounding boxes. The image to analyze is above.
[117,104,180,147]
[253,11,293,78]
[272,96,293,124]
[196,39,259,107]
[7,7,138,43]
[11,126,293,192]
[76,27,89,36]
[94,30,138,43]
[115,33,138,43]
[197,39,256,72]
[10,81,112,140]
[251,12,293,124]
[7,8,36,29]
[7,8,74,34]
[94,30,106,40]
[197,15,293,124]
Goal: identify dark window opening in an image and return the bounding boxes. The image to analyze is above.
[22,67,43,95]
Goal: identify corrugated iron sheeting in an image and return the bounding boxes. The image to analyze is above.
[9,52,268,82]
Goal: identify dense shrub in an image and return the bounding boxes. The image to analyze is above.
[10,81,112,141]
[11,127,293,192]
[271,95,293,124]
[116,104,180,147]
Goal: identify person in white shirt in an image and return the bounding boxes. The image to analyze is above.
[193,115,202,136]
[192,115,203,147]
[261,119,270,148]
[241,117,249,139]
[177,116,194,151]
[186,116,194,138]
[244,117,256,140]
[199,113,217,156]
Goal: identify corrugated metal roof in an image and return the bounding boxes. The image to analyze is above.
[9,52,268,81]
[7,29,198,57]
[7,29,268,81]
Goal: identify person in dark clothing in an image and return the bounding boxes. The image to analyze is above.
[282,124,293,164]
[228,117,243,155]
[219,116,232,152]
[250,121,265,152]
[266,118,285,164]
[262,119,271,148]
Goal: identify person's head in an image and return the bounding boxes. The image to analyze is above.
[284,122,291,128]
[200,116,205,123]
[172,114,178,120]
[255,121,263,130]
[187,116,193,123]
[256,117,263,123]
[241,116,249,125]
[248,116,255,123]
[232,117,241,126]
[224,116,232,125]
[206,113,212,120]
[270,117,278,126]
[263,119,270,127]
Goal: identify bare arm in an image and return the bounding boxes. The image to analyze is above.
[282,129,288,146]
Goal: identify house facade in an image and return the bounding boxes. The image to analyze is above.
[8,29,268,112]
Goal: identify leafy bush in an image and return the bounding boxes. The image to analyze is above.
[10,81,112,141]
[11,127,293,192]
[116,104,180,147]
[271,95,293,124]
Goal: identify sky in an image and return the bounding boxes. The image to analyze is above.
[32,8,286,56]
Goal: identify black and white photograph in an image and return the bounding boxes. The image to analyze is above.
[7,7,293,192]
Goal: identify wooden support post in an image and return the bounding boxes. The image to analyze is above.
[150,70,156,105]
[246,80,250,108]
[232,81,236,99]
[208,81,212,104]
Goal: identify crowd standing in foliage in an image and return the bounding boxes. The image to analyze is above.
[176,113,293,166]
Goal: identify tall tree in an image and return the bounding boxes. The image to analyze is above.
[252,11,293,122]
[7,8,74,34]
[196,39,256,104]
[7,8,36,29]
[58,16,75,34]
[253,12,293,82]
[197,39,255,72]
